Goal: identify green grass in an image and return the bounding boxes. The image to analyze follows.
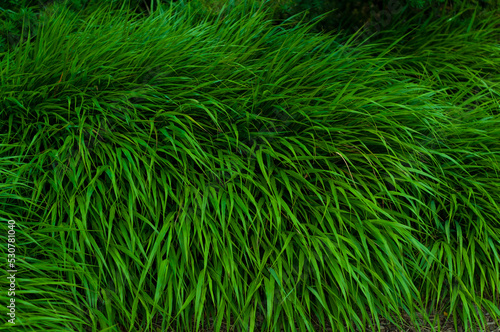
[0,1,499,331]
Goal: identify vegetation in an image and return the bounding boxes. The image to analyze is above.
[2,0,498,54]
[0,0,499,331]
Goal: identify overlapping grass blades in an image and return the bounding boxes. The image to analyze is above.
[0,2,499,331]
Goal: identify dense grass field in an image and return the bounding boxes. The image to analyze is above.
[0,1,499,331]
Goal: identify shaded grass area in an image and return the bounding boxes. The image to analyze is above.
[0,2,499,331]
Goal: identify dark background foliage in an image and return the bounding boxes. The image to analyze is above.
[1,0,498,55]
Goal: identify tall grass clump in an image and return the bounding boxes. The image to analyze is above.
[0,1,499,331]
[363,6,500,329]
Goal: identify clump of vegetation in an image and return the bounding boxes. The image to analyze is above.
[0,1,499,331]
[275,0,499,34]
[0,1,37,53]
[0,0,162,55]
[1,0,496,55]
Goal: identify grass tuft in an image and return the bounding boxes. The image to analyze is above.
[1,1,499,331]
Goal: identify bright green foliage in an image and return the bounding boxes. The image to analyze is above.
[0,2,499,331]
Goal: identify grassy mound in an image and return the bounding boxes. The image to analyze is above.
[0,2,499,331]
